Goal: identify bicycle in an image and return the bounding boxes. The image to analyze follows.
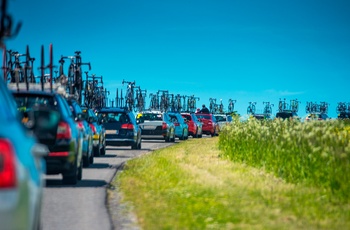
[319,101,329,114]
[149,93,159,110]
[0,0,22,47]
[278,98,288,112]
[122,79,136,112]
[135,86,146,112]
[218,99,224,114]
[263,101,273,115]
[60,51,91,104]
[247,102,256,115]
[174,94,182,112]
[227,99,236,113]
[336,102,347,114]
[158,90,169,112]
[209,98,217,113]
[290,99,300,113]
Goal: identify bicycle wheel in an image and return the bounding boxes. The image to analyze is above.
[67,64,75,95]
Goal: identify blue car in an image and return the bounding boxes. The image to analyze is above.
[0,79,49,230]
[168,112,189,140]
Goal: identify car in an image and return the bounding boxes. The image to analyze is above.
[68,99,94,167]
[136,111,175,142]
[275,110,299,120]
[305,113,329,121]
[195,113,219,137]
[214,114,233,130]
[82,107,106,157]
[96,107,142,149]
[0,79,49,230]
[181,112,203,138]
[168,112,189,140]
[338,112,350,119]
[12,89,84,185]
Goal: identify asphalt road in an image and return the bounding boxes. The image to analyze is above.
[41,139,176,230]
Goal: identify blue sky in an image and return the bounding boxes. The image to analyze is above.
[4,0,350,118]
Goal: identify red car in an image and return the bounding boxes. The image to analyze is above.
[195,113,219,137]
[181,113,203,138]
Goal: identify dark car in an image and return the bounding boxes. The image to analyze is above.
[68,99,94,167]
[12,90,83,185]
[195,113,219,137]
[338,112,350,119]
[82,107,106,157]
[96,107,142,149]
[181,112,203,138]
[276,110,299,120]
[0,80,48,230]
[136,111,175,142]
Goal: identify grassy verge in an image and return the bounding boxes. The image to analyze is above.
[112,137,350,229]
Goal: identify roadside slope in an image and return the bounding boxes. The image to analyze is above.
[109,137,350,229]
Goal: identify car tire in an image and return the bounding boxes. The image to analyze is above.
[198,134,202,138]
[77,157,83,181]
[62,160,78,185]
[179,131,184,140]
[89,153,94,164]
[93,145,100,157]
[131,142,138,149]
[194,128,198,138]
[83,156,90,167]
[100,145,106,155]
[138,140,142,149]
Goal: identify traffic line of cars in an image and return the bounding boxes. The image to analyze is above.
[0,80,232,229]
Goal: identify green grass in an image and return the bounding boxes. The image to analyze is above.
[112,137,350,229]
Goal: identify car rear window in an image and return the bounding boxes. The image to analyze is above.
[182,114,191,120]
[196,114,211,120]
[140,113,163,121]
[14,94,57,111]
[97,112,130,123]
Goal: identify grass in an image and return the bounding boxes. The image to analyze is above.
[111,137,350,229]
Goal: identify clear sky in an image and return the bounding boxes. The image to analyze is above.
[4,0,350,118]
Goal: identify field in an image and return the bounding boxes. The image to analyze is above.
[112,119,350,229]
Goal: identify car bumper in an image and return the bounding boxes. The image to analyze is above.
[106,138,136,146]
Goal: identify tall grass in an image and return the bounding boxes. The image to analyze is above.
[218,118,350,202]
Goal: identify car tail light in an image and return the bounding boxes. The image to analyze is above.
[162,122,168,130]
[0,139,17,188]
[77,121,84,130]
[89,124,97,134]
[57,121,72,139]
[121,124,134,130]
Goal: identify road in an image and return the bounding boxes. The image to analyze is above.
[42,139,176,230]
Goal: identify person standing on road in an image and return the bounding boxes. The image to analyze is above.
[200,104,210,113]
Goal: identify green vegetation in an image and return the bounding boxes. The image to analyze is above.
[219,118,350,202]
[113,127,350,229]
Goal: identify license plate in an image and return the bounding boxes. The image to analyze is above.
[142,125,156,130]
[105,130,118,134]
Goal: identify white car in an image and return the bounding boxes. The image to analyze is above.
[214,114,233,130]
